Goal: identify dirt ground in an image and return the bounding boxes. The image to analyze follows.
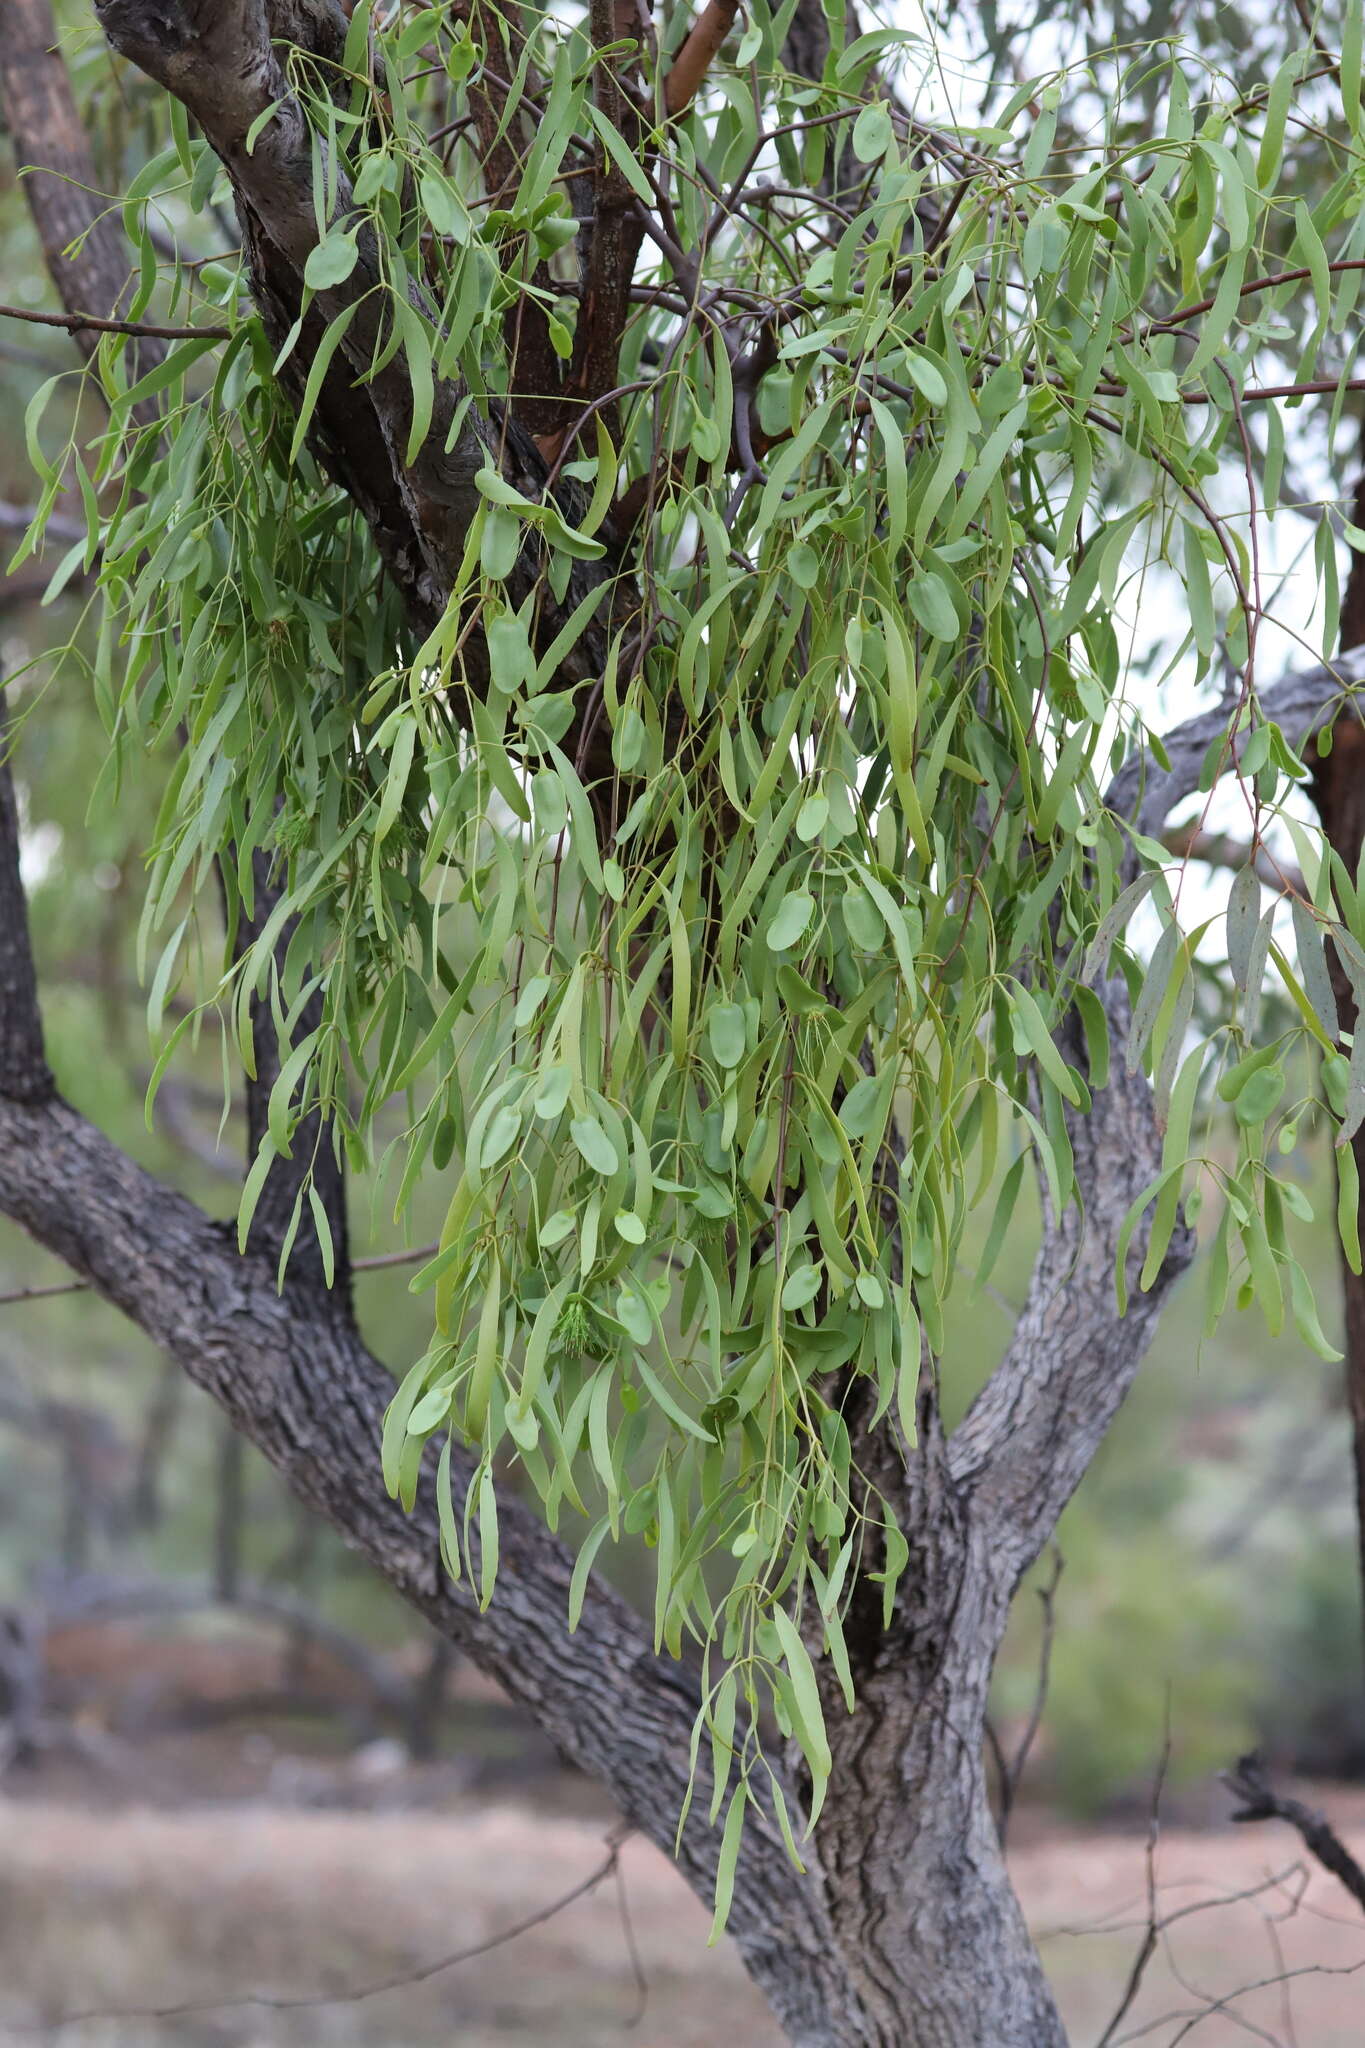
[3,1781,1365,2047]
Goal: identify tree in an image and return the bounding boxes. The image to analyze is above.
[2,0,1365,2039]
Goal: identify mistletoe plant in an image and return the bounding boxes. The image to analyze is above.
[13,0,1365,1927]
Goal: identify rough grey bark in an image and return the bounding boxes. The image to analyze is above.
[0,973,842,2040]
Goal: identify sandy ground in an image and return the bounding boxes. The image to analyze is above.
[2,1793,1365,2045]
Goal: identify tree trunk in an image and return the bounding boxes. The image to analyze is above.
[813,1542,1064,2045]
[1312,461,1365,1682]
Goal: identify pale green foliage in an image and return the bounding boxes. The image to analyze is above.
[15,0,1365,1872]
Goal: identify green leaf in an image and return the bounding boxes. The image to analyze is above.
[905,572,959,641]
[374,716,417,841]
[707,1787,747,1944]
[571,1115,621,1175]
[1225,865,1261,989]
[766,890,815,952]
[1010,983,1082,1106]
[709,1003,747,1068]
[465,1257,504,1442]
[305,230,360,290]
[419,169,470,241]
[770,1605,831,1794]
[902,350,948,407]
[851,102,894,163]
[781,1261,824,1311]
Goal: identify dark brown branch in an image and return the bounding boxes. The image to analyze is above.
[558,0,645,446]
[453,3,568,439]
[93,0,619,718]
[1311,455,1365,1691]
[0,694,51,1106]
[0,0,166,391]
[0,302,229,341]
[1222,1751,1365,1918]
[664,0,740,116]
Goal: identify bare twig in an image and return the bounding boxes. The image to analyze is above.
[29,1827,633,2032]
[0,1240,440,1308]
[0,302,229,342]
[1111,1956,1365,2046]
[1222,1753,1365,1919]
[614,1850,651,2028]
[994,1546,1063,1846]
[1097,1712,1174,2047]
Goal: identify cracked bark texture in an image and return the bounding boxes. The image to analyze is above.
[2,1,1361,2040]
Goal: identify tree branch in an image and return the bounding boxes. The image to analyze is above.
[1309,460,1365,1688]
[0,302,228,341]
[0,695,52,1106]
[0,722,837,2038]
[664,0,740,117]
[1107,647,1365,856]
[1223,1751,1365,1918]
[949,971,1197,1582]
[950,645,1365,1583]
[559,0,643,444]
[0,0,165,383]
[93,0,617,693]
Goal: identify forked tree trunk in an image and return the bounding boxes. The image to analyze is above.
[808,1555,1064,2044]
[8,3,1360,2041]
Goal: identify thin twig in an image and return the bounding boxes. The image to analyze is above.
[0,1240,439,1307]
[1111,1956,1365,2047]
[996,1545,1063,1845]
[0,302,230,341]
[28,1827,633,2032]
[614,1849,650,2028]
[1097,1710,1173,2046]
